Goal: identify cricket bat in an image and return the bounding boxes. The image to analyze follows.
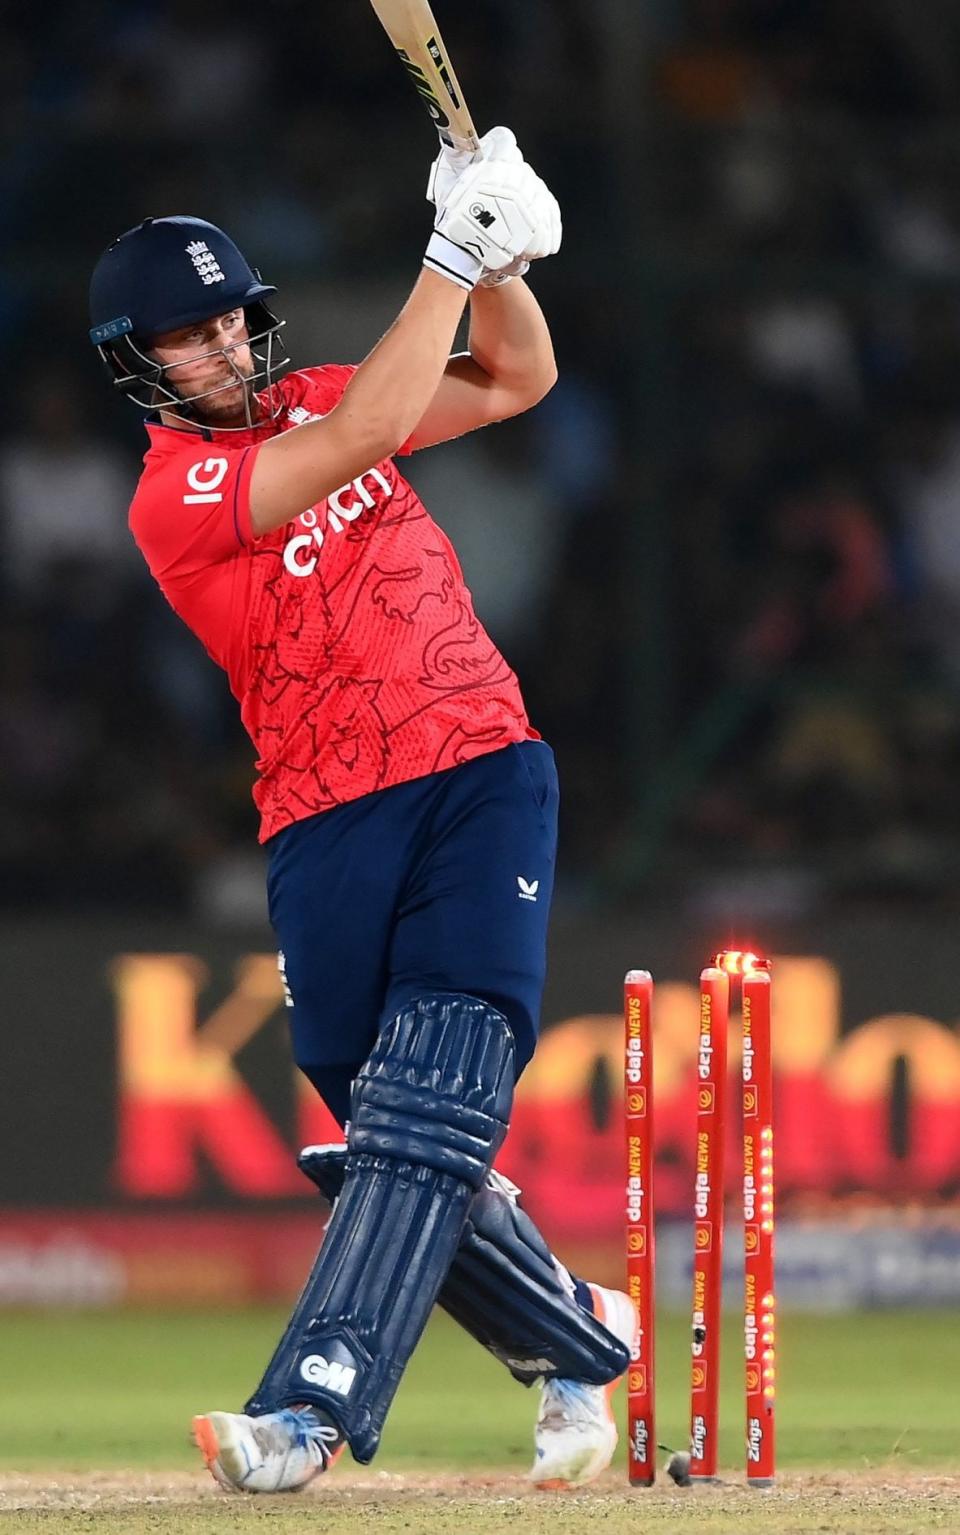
[367,0,480,154]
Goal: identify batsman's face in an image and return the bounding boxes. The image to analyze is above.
[150,309,256,424]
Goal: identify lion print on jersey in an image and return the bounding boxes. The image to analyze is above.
[371,548,455,623]
[326,546,455,646]
[248,554,335,708]
[315,677,389,800]
[419,600,509,689]
[279,677,389,814]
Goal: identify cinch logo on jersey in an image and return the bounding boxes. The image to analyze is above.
[298,1354,357,1396]
[282,467,394,578]
[186,239,225,285]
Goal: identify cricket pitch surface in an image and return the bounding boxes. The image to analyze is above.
[4,1469,960,1534]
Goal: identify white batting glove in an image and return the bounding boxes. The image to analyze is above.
[427,127,558,288]
[424,159,562,292]
[480,168,561,285]
[426,125,523,209]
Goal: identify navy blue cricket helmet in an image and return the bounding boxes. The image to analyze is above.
[89,215,288,426]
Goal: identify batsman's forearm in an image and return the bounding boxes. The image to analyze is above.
[248,271,467,535]
[339,270,470,455]
[467,279,557,398]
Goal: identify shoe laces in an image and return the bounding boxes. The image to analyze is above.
[268,1408,343,1464]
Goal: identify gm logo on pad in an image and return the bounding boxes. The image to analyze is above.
[299,1354,357,1397]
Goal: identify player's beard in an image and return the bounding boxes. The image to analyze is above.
[176,367,260,429]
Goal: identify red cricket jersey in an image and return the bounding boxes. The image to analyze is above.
[129,365,537,841]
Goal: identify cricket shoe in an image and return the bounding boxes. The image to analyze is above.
[192,1407,344,1493]
[530,1284,637,1490]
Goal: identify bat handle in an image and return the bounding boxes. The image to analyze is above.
[441,128,482,156]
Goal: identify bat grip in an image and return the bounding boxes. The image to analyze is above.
[441,128,482,157]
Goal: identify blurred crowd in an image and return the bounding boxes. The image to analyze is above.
[4,0,960,916]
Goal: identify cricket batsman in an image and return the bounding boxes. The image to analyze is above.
[89,128,635,1492]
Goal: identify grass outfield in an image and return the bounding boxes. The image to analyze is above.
[1,1308,957,1532]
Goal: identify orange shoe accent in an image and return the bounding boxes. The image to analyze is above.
[588,1284,629,1420]
[192,1415,222,1473]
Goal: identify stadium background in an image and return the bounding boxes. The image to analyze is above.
[3,0,960,1315]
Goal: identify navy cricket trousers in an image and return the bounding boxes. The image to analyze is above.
[267,741,559,1127]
